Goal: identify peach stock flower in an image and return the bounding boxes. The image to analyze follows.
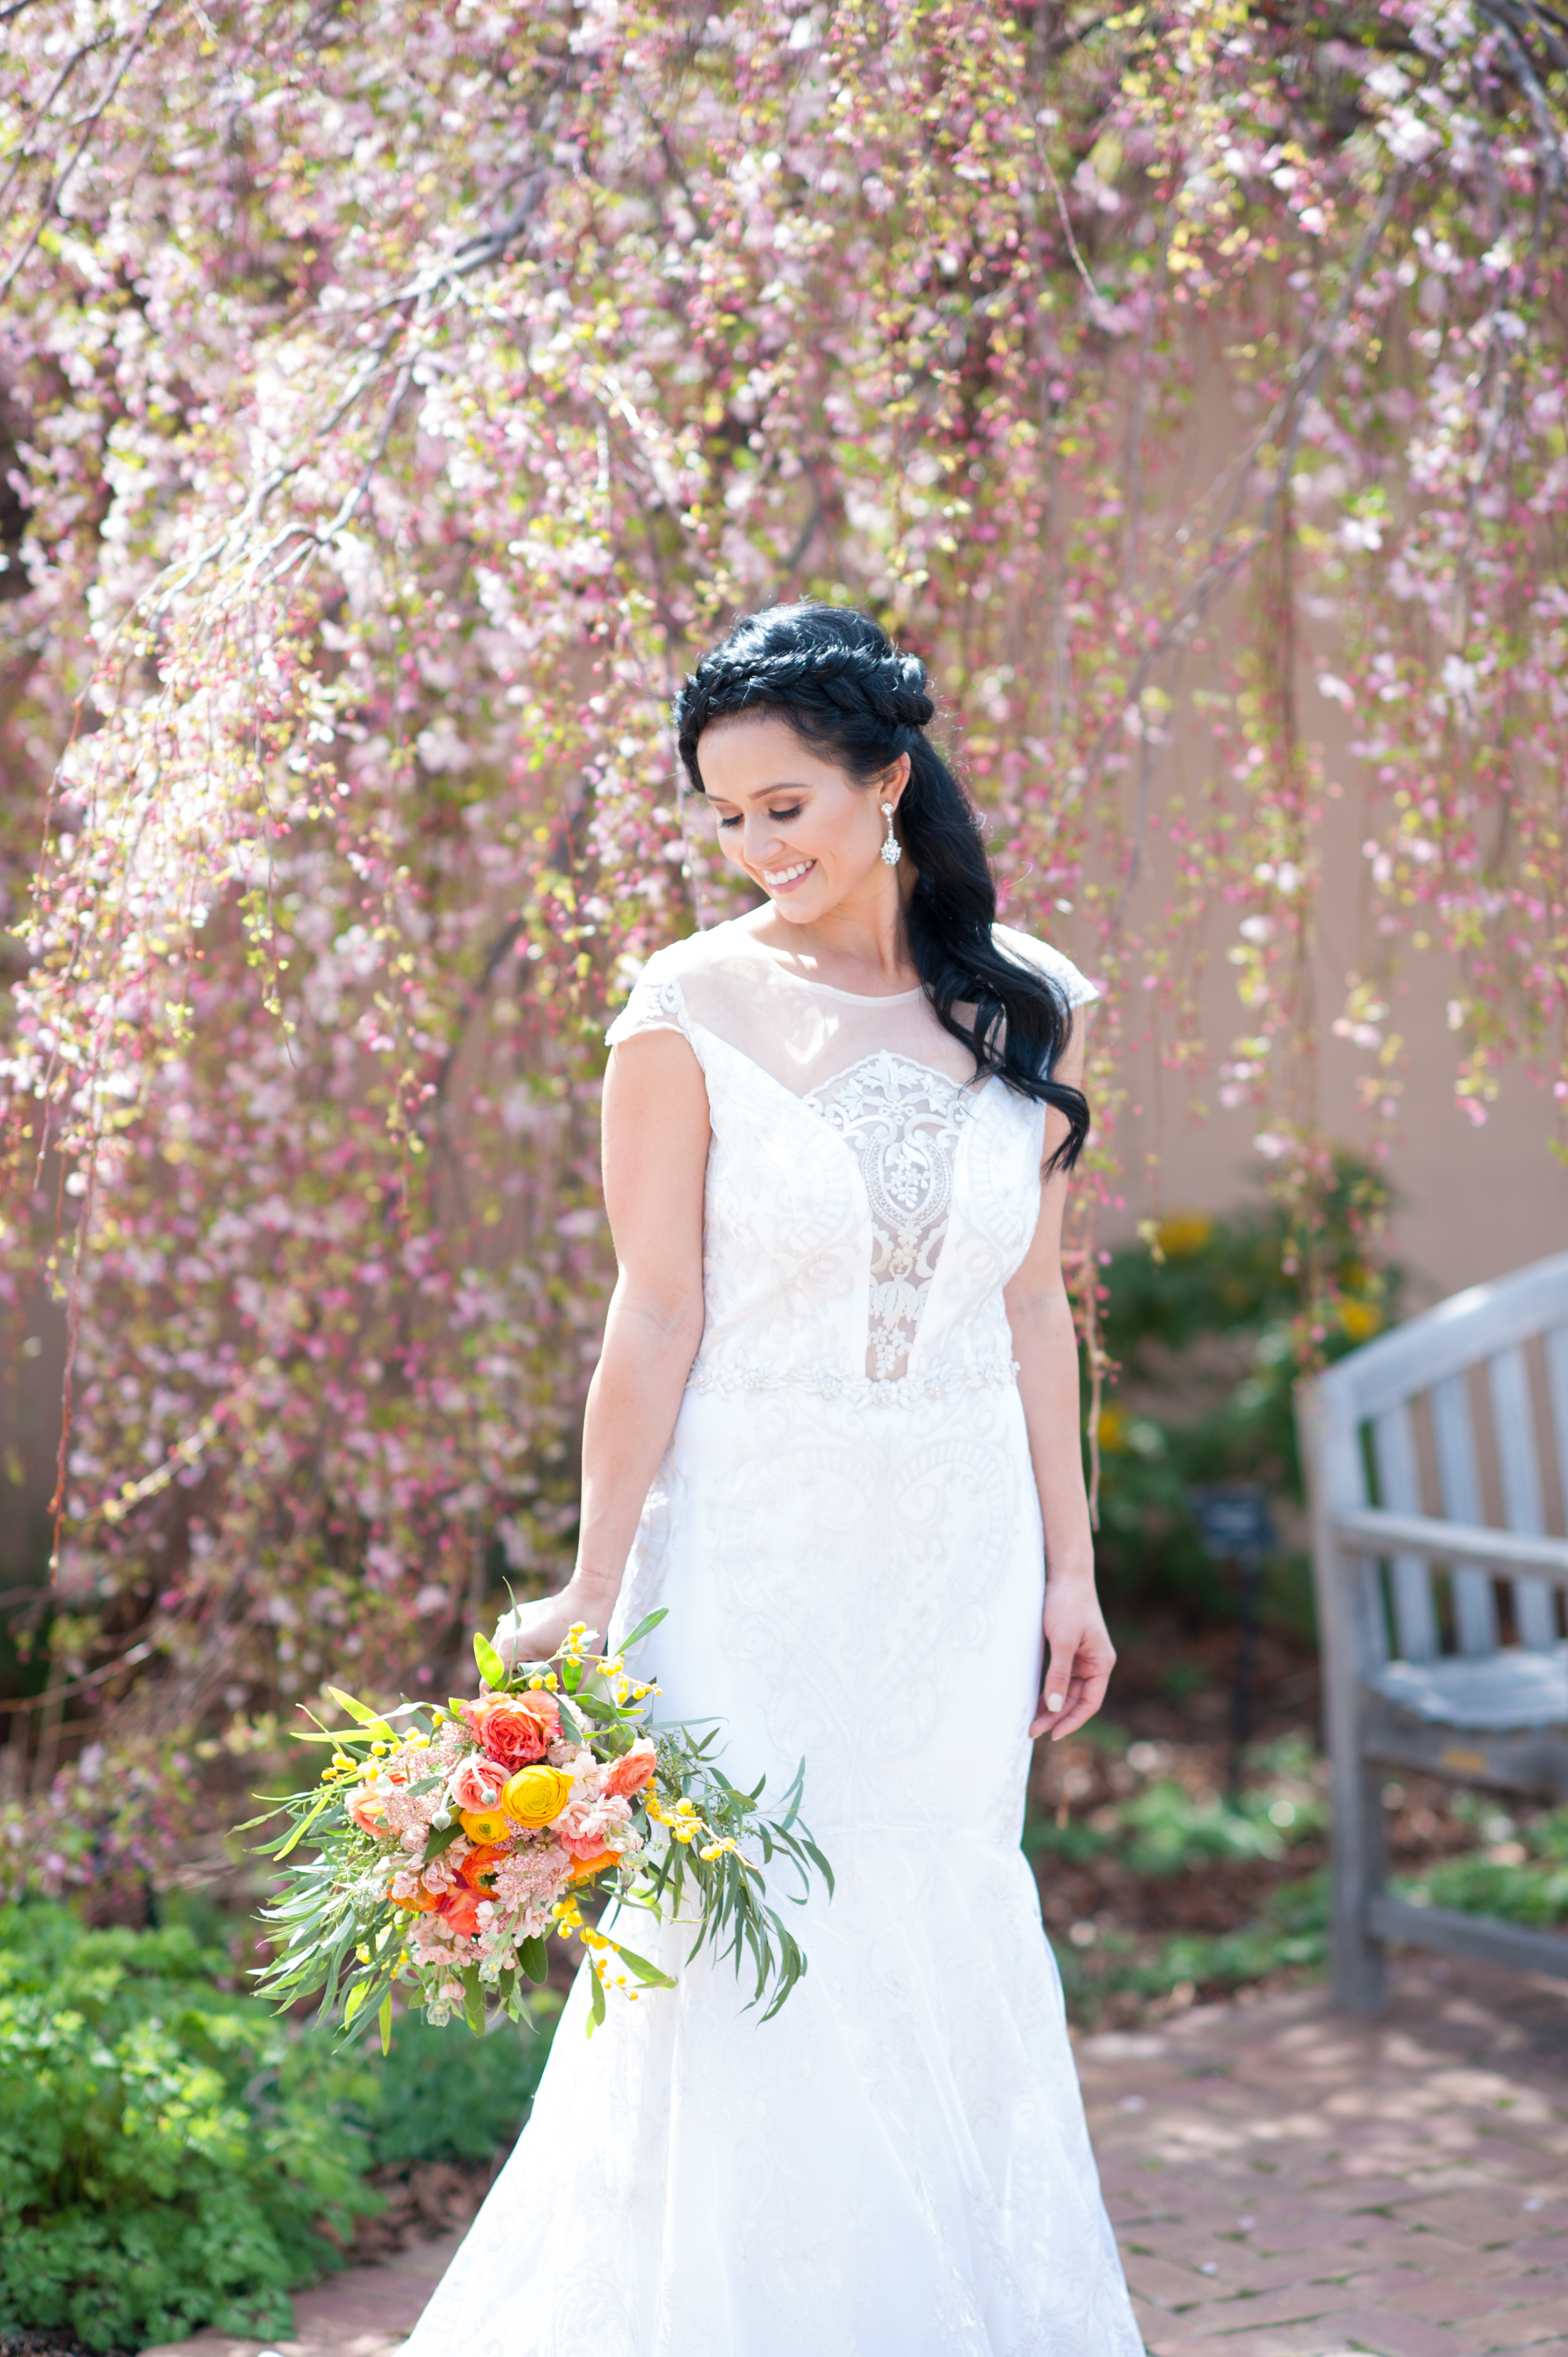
[391,1882,442,1913]
[462,1691,561,1769]
[556,1787,633,1866]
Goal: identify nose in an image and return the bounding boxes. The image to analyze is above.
[744,814,787,865]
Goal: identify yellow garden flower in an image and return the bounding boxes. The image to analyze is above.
[502,1762,575,1829]
[458,1802,513,1846]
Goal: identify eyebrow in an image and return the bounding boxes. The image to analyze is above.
[706,778,818,804]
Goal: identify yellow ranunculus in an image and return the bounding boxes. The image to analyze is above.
[459,1804,513,1846]
[503,1764,575,1829]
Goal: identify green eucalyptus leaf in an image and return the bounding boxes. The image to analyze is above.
[610,1942,677,1989]
[617,1607,669,1651]
[324,1685,394,1733]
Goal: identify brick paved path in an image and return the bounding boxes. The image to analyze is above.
[139,2232,462,2357]
[1083,1959,1568,2357]
[143,1957,1568,2357]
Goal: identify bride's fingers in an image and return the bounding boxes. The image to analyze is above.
[1029,1640,1079,1738]
[1049,1660,1113,1741]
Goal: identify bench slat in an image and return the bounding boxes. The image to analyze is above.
[1334,1507,1568,1580]
[1372,1403,1439,1661]
[1367,1894,1568,1981]
[1490,1344,1557,1650]
[1360,1698,1568,1793]
[1547,1323,1568,1532]
[1430,1370,1497,1654]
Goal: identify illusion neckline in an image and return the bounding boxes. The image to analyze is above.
[727,925,925,1004]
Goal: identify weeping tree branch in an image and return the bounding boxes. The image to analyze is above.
[1051,168,1411,842]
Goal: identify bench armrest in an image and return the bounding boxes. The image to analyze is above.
[1333,1506,1568,1587]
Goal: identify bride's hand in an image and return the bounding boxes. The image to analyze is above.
[1030,1577,1115,1743]
[494,1578,617,1674]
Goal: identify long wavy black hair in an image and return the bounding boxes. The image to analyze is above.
[672,602,1089,1173]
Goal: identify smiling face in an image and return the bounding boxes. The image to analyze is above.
[698,711,908,927]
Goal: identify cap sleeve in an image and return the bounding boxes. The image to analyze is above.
[992,922,1099,1011]
[604,950,699,1051]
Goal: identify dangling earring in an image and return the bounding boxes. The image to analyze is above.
[880,802,902,867]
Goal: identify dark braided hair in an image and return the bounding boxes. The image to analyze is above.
[673,602,1089,1173]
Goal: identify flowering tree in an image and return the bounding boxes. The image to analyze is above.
[3,0,1565,1888]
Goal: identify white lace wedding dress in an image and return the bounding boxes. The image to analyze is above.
[401,918,1143,2357]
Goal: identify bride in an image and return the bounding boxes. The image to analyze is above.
[401,604,1143,2356]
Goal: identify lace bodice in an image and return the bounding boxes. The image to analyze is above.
[807,1052,973,1380]
[605,918,1097,1399]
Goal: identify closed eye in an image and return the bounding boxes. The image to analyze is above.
[718,804,803,830]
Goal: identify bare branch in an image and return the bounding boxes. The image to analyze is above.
[0,3,166,307]
[1035,134,1101,301]
[0,34,110,227]
[1479,1,1566,193]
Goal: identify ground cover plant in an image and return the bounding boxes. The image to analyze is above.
[0,1902,557,2353]
[0,1906,375,2351]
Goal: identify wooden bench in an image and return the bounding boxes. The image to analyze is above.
[1296,1248,1568,2011]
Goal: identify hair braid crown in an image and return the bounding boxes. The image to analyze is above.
[666,598,1089,1169]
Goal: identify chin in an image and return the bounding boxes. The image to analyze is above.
[751,873,830,920]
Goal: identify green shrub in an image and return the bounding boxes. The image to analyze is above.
[349,1999,562,2171]
[1091,1154,1400,1625]
[0,1903,379,2353]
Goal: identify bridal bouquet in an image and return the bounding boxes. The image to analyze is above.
[247,1610,830,2045]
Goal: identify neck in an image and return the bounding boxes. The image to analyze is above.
[752,865,917,989]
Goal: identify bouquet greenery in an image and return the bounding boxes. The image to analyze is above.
[248,1610,831,2042]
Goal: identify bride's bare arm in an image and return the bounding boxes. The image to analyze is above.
[1002,1017,1115,1743]
[495,1027,710,1666]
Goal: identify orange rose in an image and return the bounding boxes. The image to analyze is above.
[603,1739,656,1800]
[462,1691,560,1770]
[391,1883,442,1913]
[347,1789,391,1836]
